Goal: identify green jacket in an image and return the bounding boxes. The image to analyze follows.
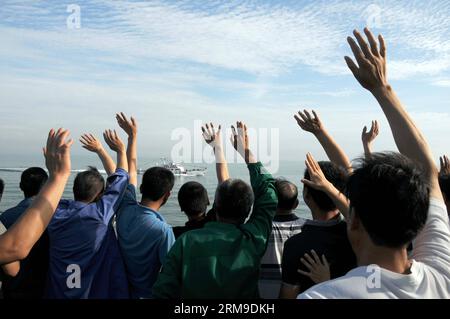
[153,162,278,299]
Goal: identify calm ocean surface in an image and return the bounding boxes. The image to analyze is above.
[0,156,311,226]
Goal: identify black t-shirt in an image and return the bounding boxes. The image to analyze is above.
[172,208,216,239]
[281,218,356,293]
[0,203,49,299]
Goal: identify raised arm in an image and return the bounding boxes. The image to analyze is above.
[96,130,129,223]
[116,112,138,187]
[345,27,441,200]
[231,121,277,239]
[103,129,128,173]
[202,123,229,184]
[80,133,116,175]
[0,128,72,264]
[295,110,352,174]
[231,121,257,165]
[361,120,379,159]
[0,223,20,275]
[302,153,350,220]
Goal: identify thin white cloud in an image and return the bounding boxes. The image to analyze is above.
[432,79,450,88]
[2,0,450,78]
[0,0,449,162]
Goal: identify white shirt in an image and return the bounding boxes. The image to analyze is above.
[299,198,450,299]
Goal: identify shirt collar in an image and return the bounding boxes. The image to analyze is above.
[18,197,34,206]
[137,205,166,222]
[204,221,239,230]
[304,214,344,227]
[273,213,299,222]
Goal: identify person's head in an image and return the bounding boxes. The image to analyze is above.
[178,181,210,219]
[73,167,105,203]
[346,152,429,253]
[439,174,450,213]
[303,161,347,214]
[20,167,48,198]
[0,178,4,202]
[275,178,299,213]
[215,179,254,224]
[140,167,175,205]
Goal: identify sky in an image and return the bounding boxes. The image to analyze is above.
[0,0,450,171]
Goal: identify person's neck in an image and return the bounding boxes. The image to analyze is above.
[310,208,340,221]
[187,212,206,222]
[140,198,162,211]
[276,208,294,216]
[356,243,411,274]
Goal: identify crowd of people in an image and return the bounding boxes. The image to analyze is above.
[0,28,449,299]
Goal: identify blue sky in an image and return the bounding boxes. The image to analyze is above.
[0,0,449,168]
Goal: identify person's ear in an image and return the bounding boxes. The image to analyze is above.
[293,198,299,210]
[19,182,24,192]
[93,190,104,203]
[161,191,171,205]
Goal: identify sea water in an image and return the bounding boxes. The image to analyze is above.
[0,156,311,226]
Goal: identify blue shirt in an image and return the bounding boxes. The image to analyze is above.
[46,168,130,299]
[116,184,175,299]
[0,197,34,228]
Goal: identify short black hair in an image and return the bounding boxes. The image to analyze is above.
[73,167,105,202]
[20,167,48,198]
[439,174,450,202]
[178,181,209,217]
[346,152,429,248]
[215,179,254,223]
[140,167,175,201]
[275,179,298,210]
[303,161,347,212]
[0,178,4,194]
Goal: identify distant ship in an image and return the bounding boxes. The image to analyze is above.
[137,158,207,177]
[0,158,207,177]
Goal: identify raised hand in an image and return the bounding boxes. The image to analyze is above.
[345,28,388,91]
[202,123,223,149]
[294,110,324,135]
[103,129,125,153]
[202,122,229,183]
[440,155,450,175]
[116,112,137,184]
[80,134,104,153]
[230,121,255,163]
[298,250,331,284]
[116,112,137,137]
[0,129,73,263]
[362,120,379,145]
[361,120,379,159]
[43,128,73,178]
[301,153,332,192]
